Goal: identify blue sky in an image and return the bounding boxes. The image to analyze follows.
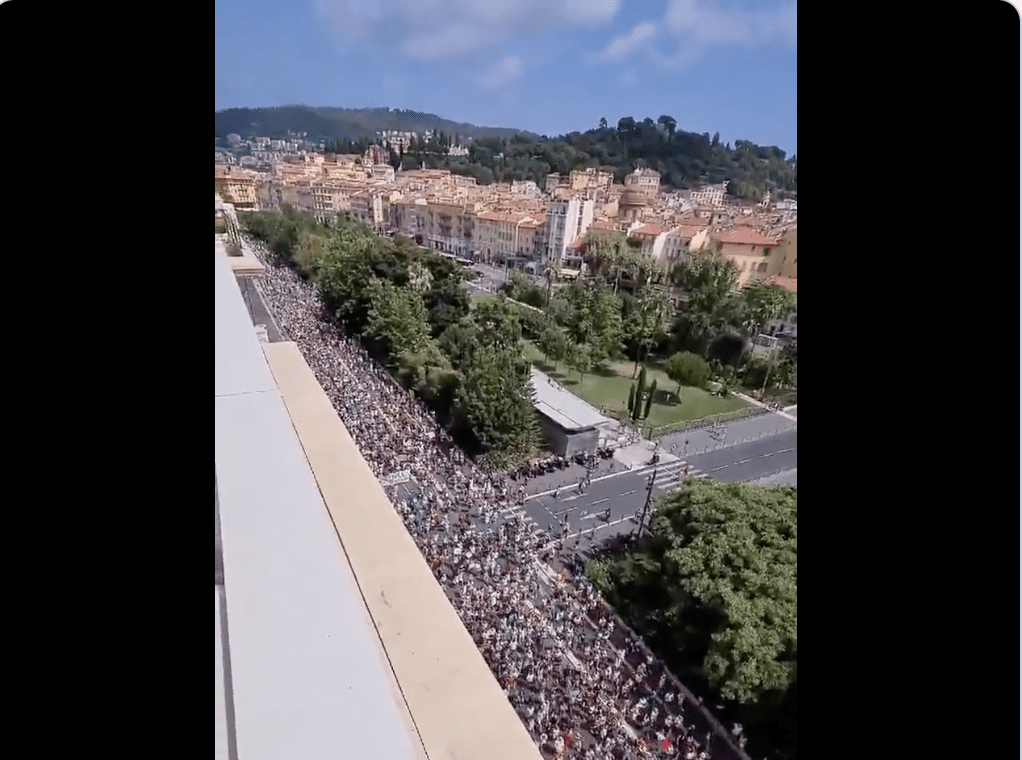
[215,0,797,157]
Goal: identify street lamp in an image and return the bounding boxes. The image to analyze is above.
[636,468,657,537]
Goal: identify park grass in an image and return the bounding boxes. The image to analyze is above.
[470,291,498,305]
[521,339,749,426]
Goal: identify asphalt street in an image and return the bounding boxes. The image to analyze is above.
[685,429,797,483]
[513,462,686,546]
[235,273,285,343]
[465,263,511,295]
[509,425,797,551]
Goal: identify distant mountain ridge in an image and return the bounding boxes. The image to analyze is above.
[214,105,535,142]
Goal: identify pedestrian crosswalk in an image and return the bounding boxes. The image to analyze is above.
[649,460,709,494]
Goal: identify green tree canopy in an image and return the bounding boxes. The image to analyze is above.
[438,318,483,370]
[664,351,711,396]
[650,480,797,703]
[556,279,623,365]
[365,277,432,361]
[670,254,745,352]
[537,323,570,370]
[739,282,797,339]
[456,345,541,464]
[472,296,523,350]
[588,479,797,759]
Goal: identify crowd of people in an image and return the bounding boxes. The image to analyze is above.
[247,239,726,760]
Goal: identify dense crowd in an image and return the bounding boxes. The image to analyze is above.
[248,239,735,760]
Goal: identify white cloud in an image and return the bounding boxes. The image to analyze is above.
[402,24,489,60]
[317,0,622,61]
[595,22,658,62]
[663,0,796,47]
[649,43,706,71]
[474,56,524,89]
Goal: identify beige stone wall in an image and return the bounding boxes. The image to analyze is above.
[262,343,543,760]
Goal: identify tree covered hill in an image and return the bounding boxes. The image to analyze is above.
[401,118,796,199]
[214,105,533,143]
[215,107,796,200]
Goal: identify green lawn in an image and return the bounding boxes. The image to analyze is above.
[522,340,749,426]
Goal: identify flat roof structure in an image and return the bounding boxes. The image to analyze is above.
[530,366,611,431]
[215,256,420,760]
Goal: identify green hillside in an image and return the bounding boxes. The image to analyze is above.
[214,107,796,200]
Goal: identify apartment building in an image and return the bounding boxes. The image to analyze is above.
[569,168,614,194]
[510,180,541,198]
[215,168,259,209]
[774,227,796,279]
[690,181,729,208]
[392,197,430,242]
[627,223,671,261]
[307,180,364,221]
[660,225,704,265]
[704,229,780,287]
[425,202,474,257]
[371,164,396,183]
[349,191,388,231]
[517,216,545,271]
[624,167,660,197]
[543,196,595,271]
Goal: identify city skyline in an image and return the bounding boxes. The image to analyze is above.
[215,0,797,157]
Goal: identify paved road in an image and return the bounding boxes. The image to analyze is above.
[685,429,797,483]
[465,262,511,295]
[507,426,797,551]
[510,460,697,546]
[234,273,285,343]
[658,413,796,458]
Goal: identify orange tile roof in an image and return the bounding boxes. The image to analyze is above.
[768,276,797,294]
[710,229,779,247]
[589,220,619,231]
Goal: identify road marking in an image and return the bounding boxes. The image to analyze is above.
[736,459,751,465]
[567,515,635,539]
[524,458,685,502]
[777,448,793,453]
[758,452,774,458]
[710,464,729,472]
[620,489,638,496]
[589,497,610,506]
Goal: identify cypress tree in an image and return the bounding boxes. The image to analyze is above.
[644,379,657,419]
[634,367,647,421]
[628,384,636,415]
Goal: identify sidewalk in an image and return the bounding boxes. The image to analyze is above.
[734,391,797,422]
[613,442,680,470]
[657,413,796,458]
